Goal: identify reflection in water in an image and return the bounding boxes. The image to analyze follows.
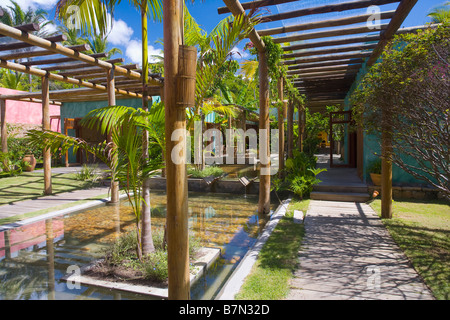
[0,192,273,300]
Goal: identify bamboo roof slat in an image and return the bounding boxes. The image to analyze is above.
[218,0,298,14]
[258,10,395,36]
[41,58,125,71]
[273,24,388,43]
[283,51,372,65]
[287,58,364,70]
[20,53,108,66]
[282,43,376,59]
[0,44,90,60]
[258,0,400,23]
[0,23,40,37]
[0,34,67,52]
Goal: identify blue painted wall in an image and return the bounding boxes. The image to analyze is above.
[343,59,424,186]
[61,97,159,163]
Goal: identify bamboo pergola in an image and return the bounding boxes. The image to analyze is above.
[219,0,420,221]
[0,21,164,199]
[219,0,420,112]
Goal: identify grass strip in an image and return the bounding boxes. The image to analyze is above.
[235,198,308,300]
[370,198,450,300]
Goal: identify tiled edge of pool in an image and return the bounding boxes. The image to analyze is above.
[60,247,222,299]
[215,197,292,300]
[0,192,130,233]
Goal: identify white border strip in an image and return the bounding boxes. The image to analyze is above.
[0,192,129,232]
[216,197,292,300]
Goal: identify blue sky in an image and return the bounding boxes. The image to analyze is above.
[0,0,446,65]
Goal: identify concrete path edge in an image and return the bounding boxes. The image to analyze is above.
[216,197,292,300]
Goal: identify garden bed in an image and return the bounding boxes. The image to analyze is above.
[61,247,221,299]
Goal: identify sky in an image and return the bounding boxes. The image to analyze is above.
[0,0,446,66]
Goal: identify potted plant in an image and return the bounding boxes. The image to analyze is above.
[22,154,37,171]
[368,158,382,186]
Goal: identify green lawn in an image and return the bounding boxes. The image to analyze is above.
[0,171,98,206]
[370,198,450,300]
[235,198,309,300]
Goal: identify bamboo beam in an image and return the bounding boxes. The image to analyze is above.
[0,22,161,86]
[41,58,124,71]
[222,0,265,52]
[259,10,396,36]
[21,53,107,66]
[260,0,400,23]
[0,34,67,52]
[0,44,90,60]
[273,24,388,44]
[164,0,190,300]
[0,59,143,99]
[0,23,40,37]
[58,63,138,77]
[218,0,298,14]
[42,75,52,195]
[282,43,376,59]
[367,0,418,66]
[381,112,393,219]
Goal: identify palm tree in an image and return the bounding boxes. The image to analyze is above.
[428,2,450,23]
[58,24,88,46]
[26,102,165,260]
[56,0,163,256]
[0,0,57,91]
[87,34,122,59]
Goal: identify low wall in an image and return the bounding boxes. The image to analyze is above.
[369,185,444,200]
[149,177,260,195]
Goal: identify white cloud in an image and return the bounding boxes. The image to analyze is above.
[107,18,134,46]
[0,0,57,10]
[230,46,249,60]
[126,39,163,66]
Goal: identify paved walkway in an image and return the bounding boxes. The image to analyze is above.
[0,165,111,222]
[287,200,434,300]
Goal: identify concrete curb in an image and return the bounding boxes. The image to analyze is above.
[215,197,292,300]
[0,192,129,232]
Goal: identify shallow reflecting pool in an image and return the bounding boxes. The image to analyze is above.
[0,192,275,300]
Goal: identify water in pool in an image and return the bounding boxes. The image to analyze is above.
[0,191,274,300]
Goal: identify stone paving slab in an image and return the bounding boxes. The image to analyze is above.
[287,200,434,300]
[0,186,111,220]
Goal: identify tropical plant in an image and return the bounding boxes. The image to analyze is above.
[272,150,326,200]
[351,24,449,199]
[26,103,165,259]
[56,0,163,256]
[87,34,122,58]
[0,0,55,37]
[1,70,24,90]
[184,7,259,129]
[428,1,450,23]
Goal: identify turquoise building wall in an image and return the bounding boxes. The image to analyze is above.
[61,97,159,163]
[343,59,425,186]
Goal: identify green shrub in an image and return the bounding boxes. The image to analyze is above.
[106,228,201,283]
[188,165,224,178]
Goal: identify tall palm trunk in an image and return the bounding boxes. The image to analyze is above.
[140,3,155,255]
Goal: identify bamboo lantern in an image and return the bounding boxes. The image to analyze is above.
[176,45,197,108]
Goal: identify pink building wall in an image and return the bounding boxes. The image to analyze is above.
[0,87,61,132]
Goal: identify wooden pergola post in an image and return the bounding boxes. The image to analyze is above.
[287,99,294,159]
[299,104,305,152]
[277,77,285,177]
[164,0,192,300]
[42,75,52,195]
[1,99,7,154]
[106,67,119,204]
[381,111,393,219]
[258,49,271,214]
